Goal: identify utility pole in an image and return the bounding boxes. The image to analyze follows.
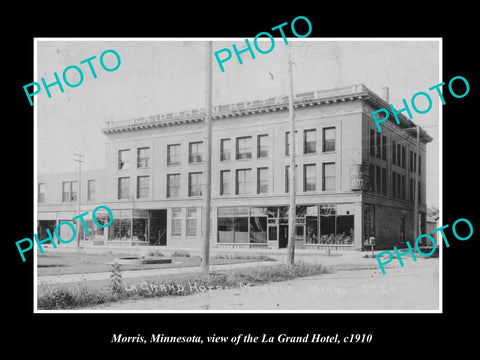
[287,46,296,267]
[413,125,420,240]
[201,41,213,272]
[74,153,84,250]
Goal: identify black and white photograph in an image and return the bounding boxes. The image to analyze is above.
[6,8,478,355]
[33,38,441,312]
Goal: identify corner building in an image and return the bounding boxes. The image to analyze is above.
[90,85,432,251]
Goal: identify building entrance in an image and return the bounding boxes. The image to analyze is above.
[149,210,167,245]
[279,224,288,248]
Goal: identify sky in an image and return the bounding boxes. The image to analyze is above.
[36,38,440,207]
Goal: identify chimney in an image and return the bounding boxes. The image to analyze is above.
[382,87,390,103]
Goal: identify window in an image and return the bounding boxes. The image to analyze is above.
[167,174,180,198]
[87,180,95,201]
[70,181,78,202]
[171,208,182,236]
[236,169,252,194]
[257,167,268,194]
[414,153,417,173]
[419,155,422,175]
[188,172,203,197]
[376,166,381,194]
[167,144,181,165]
[137,147,150,168]
[304,129,316,154]
[402,174,406,200]
[187,207,197,236]
[189,142,203,163]
[409,150,414,172]
[369,164,375,192]
[382,168,387,195]
[118,149,130,170]
[392,140,397,165]
[303,164,316,191]
[392,172,397,198]
[397,173,402,199]
[257,134,269,158]
[285,131,299,156]
[323,127,335,152]
[376,133,381,158]
[118,177,130,199]
[410,178,414,201]
[220,138,231,161]
[62,181,70,202]
[370,129,375,156]
[236,136,252,160]
[38,183,45,203]
[397,144,402,168]
[382,135,387,160]
[285,165,298,193]
[137,175,149,199]
[322,163,335,191]
[402,145,406,169]
[220,170,230,196]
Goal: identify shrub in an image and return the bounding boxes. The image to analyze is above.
[109,262,124,294]
[171,250,191,257]
[146,250,164,257]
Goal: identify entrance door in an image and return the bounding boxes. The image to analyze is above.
[148,210,167,245]
[279,224,288,248]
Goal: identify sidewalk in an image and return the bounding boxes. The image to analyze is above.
[37,260,280,285]
[36,250,396,285]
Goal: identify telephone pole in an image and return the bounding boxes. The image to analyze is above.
[74,153,84,250]
[287,46,296,267]
[413,125,420,239]
[201,41,213,272]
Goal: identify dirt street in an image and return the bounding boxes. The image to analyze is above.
[88,257,439,311]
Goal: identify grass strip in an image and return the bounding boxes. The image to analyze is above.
[37,261,328,310]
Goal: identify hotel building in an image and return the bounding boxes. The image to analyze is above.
[37,84,433,251]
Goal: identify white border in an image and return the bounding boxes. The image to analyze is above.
[33,37,443,314]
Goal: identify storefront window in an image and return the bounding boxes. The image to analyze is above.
[109,218,131,241]
[250,217,267,243]
[133,219,147,241]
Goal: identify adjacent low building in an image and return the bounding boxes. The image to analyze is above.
[37,84,433,251]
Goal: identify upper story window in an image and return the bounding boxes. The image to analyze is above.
[257,167,269,194]
[392,140,397,165]
[323,127,335,152]
[236,168,252,194]
[285,165,298,193]
[137,175,149,199]
[322,163,335,191]
[62,181,77,202]
[118,149,130,170]
[257,134,269,158]
[38,183,45,203]
[118,177,130,200]
[167,144,181,165]
[304,129,316,154]
[87,180,95,201]
[137,147,150,168]
[220,138,231,161]
[303,164,316,191]
[382,135,387,160]
[188,172,203,197]
[370,129,375,156]
[236,136,252,160]
[167,174,180,198]
[220,170,230,196]
[189,141,203,163]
